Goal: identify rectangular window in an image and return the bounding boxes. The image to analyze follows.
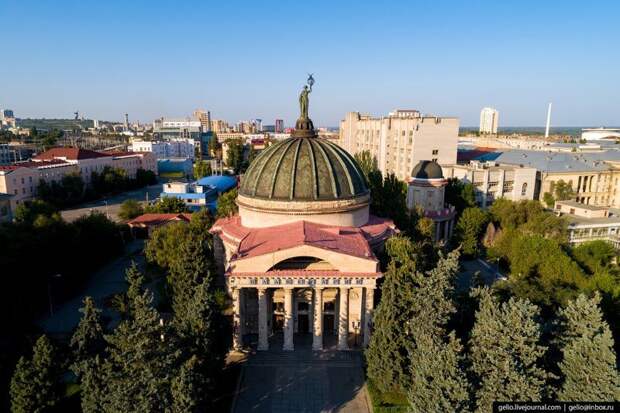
[432,149,439,155]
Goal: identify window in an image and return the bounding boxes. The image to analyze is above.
[521,182,528,196]
[432,149,439,155]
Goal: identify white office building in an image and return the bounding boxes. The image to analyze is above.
[479,107,499,135]
[131,138,196,160]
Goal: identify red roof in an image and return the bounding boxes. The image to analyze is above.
[34,147,112,161]
[212,215,396,261]
[228,270,380,277]
[127,213,192,226]
[0,165,20,172]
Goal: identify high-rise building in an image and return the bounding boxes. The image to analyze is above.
[339,109,459,181]
[210,119,230,134]
[253,118,263,132]
[479,107,499,134]
[193,109,212,132]
[275,119,284,133]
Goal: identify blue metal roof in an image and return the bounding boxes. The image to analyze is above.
[196,175,237,193]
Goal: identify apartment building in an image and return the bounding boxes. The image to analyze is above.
[339,110,459,180]
[131,138,196,160]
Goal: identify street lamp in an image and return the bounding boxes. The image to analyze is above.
[47,273,62,317]
[352,321,360,347]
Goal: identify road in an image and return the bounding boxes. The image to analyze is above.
[37,240,146,335]
[60,184,162,222]
[458,258,506,291]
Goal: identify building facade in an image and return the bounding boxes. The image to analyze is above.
[211,108,397,352]
[554,200,620,249]
[131,138,196,160]
[339,110,459,181]
[444,161,537,207]
[479,107,499,134]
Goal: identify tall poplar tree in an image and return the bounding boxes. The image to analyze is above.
[171,355,204,413]
[469,289,549,412]
[556,294,619,401]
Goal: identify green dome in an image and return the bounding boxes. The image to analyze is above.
[411,160,444,180]
[239,137,368,201]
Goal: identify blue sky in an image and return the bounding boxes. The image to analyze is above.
[1,0,619,127]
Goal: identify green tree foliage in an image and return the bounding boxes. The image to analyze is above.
[408,332,471,413]
[543,192,555,208]
[489,198,567,242]
[445,178,476,214]
[71,296,104,370]
[10,336,60,413]
[366,237,461,395]
[216,188,238,218]
[555,294,620,401]
[13,199,59,224]
[455,207,489,257]
[225,139,246,174]
[470,290,549,412]
[0,129,16,143]
[103,288,181,412]
[208,133,221,159]
[37,173,85,208]
[353,150,378,180]
[118,199,144,220]
[91,166,130,194]
[145,222,191,270]
[145,196,189,214]
[193,160,212,179]
[554,179,575,201]
[171,355,204,413]
[572,240,617,275]
[135,168,157,187]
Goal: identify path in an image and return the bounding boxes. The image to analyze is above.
[60,184,162,222]
[232,334,370,413]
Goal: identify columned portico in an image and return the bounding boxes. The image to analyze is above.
[337,287,349,350]
[232,287,243,350]
[312,287,324,350]
[363,288,375,347]
[257,288,269,351]
[283,287,294,351]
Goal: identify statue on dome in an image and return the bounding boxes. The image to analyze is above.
[299,74,314,120]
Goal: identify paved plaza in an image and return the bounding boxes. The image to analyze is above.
[232,334,370,413]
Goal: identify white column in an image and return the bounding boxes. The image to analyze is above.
[283,287,294,351]
[312,287,323,350]
[443,220,449,240]
[257,288,269,351]
[338,287,349,350]
[435,221,441,242]
[363,288,375,347]
[232,288,243,350]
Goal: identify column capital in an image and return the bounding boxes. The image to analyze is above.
[257,286,267,293]
[339,285,351,290]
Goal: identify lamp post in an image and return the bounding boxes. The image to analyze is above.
[352,321,360,347]
[47,273,62,317]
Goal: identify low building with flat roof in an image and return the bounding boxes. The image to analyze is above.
[554,200,620,248]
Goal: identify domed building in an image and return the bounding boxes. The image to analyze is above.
[211,83,396,352]
[406,160,456,242]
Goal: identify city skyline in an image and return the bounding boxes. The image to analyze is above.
[2,0,619,126]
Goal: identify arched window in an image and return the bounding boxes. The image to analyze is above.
[269,256,335,271]
[521,182,528,196]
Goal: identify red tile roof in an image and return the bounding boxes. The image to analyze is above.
[34,147,112,161]
[0,165,20,172]
[212,215,397,261]
[127,213,192,226]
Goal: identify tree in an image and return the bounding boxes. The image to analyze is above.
[225,139,246,173]
[10,335,60,413]
[470,290,549,412]
[14,199,58,224]
[408,332,471,413]
[216,188,238,218]
[555,294,619,401]
[145,196,189,213]
[543,192,555,208]
[102,288,181,412]
[445,178,476,214]
[353,150,378,180]
[171,356,204,413]
[193,160,212,179]
[208,133,221,159]
[455,207,489,257]
[554,179,575,201]
[572,240,616,275]
[119,199,144,220]
[145,222,191,270]
[71,296,105,371]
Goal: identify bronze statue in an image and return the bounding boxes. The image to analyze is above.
[299,74,314,119]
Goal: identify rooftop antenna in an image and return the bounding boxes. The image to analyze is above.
[544,102,552,138]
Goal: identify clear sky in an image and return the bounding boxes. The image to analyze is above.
[1,0,619,127]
